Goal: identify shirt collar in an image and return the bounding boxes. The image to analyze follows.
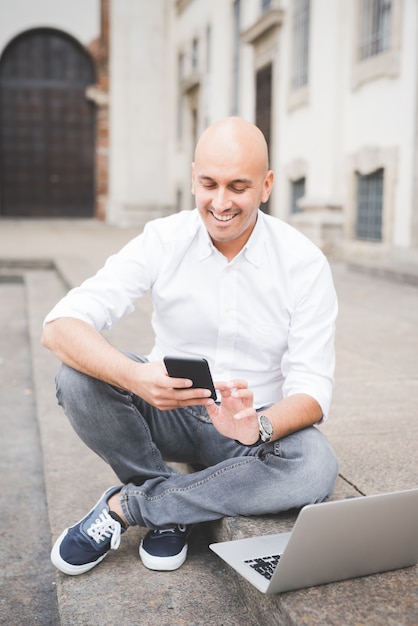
[196,208,266,265]
[242,210,265,267]
[197,216,216,260]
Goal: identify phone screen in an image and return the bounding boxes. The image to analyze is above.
[163,356,217,400]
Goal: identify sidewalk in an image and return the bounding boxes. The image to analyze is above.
[1,219,417,625]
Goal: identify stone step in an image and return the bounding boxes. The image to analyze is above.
[24,268,255,625]
[2,258,417,625]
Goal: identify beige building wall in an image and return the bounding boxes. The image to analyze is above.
[3,0,415,262]
[167,0,417,260]
[107,0,174,225]
[169,0,239,213]
[0,0,99,49]
[342,0,418,257]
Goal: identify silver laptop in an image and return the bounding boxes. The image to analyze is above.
[209,489,418,594]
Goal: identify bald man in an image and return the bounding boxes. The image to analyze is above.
[43,117,338,576]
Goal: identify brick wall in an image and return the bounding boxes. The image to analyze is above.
[87,0,110,220]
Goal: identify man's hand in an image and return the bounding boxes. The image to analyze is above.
[42,319,214,410]
[133,360,214,410]
[205,379,259,445]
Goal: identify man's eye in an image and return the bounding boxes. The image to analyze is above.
[230,187,246,193]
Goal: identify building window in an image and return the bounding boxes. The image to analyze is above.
[204,25,212,128]
[232,0,241,115]
[359,0,391,60]
[192,38,199,71]
[261,0,272,10]
[356,169,384,241]
[177,53,185,140]
[292,0,310,89]
[176,188,183,213]
[291,177,305,214]
[178,52,185,80]
[206,25,212,72]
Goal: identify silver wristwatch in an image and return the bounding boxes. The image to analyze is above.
[257,414,274,443]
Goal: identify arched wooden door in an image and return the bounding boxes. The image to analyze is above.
[0,28,96,217]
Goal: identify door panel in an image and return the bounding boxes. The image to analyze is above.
[0,29,96,217]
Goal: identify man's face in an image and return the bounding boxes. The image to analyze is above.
[192,150,273,259]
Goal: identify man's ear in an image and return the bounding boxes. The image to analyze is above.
[191,162,196,195]
[261,170,274,203]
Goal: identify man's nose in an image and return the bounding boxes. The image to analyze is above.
[212,187,232,211]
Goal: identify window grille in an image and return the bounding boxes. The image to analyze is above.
[291,178,306,214]
[292,0,310,89]
[359,0,391,60]
[356,169,384,241]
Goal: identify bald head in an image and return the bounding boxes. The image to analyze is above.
[192,117,274,259]
[194,117,270,177]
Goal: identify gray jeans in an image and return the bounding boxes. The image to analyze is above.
[55,358,339,530]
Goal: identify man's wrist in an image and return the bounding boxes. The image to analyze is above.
[257,413,274,443]
[234,413,274,446]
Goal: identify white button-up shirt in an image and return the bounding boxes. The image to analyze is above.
[44,209,338,417]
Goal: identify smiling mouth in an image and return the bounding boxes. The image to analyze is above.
[212,212,237,222]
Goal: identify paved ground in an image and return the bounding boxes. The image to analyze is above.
[0,219,417,625]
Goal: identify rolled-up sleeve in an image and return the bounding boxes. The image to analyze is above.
[43,226,162,330]
[280,257,338,421]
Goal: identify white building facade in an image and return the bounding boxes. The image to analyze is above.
[1,0,417,264]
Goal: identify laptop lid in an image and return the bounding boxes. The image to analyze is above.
[210,489,418,594]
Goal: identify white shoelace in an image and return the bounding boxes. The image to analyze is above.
[86,508,122,550]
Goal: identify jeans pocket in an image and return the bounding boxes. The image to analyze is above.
[252,440,281,460]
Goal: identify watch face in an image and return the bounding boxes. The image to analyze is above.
[259,414,273,440]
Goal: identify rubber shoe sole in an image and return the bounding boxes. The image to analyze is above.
[139,541,188,571]
[50,485,124,576]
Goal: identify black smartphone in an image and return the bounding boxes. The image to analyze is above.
[163,356,217,401]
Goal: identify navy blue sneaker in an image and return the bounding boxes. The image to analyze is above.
[139,525,191,571]
[51,486,125,575]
